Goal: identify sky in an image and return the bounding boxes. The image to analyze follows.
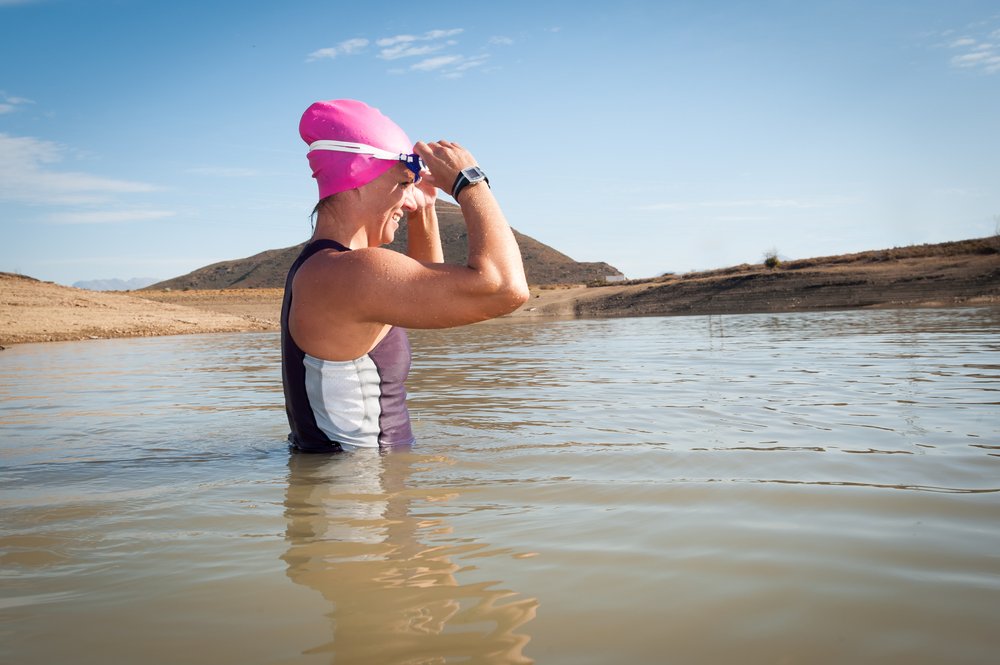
[1,0,999,286]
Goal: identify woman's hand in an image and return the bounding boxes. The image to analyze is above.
[413,140,478,197]
[406,154,443,264]
[413,172,437,211]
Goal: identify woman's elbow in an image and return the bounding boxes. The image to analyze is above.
[473,278,528,319]
[508,280,531,309]
[493,279,530,316]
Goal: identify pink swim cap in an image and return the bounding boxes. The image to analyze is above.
[299,99,413,200]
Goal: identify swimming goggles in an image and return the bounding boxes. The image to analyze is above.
[308,140,424,183]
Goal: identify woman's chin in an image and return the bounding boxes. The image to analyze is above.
[382,220,399,244]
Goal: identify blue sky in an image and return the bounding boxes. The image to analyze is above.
[1,0,998,285]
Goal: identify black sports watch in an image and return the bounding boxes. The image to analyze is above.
[451,166,490,200]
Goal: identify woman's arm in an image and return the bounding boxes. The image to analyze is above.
[412,139,527,309]
[405,180,444,264]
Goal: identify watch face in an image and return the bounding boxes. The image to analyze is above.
[462,166,486,182]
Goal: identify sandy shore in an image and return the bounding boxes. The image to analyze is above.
[0,274,276,346]
[3,246,998,347]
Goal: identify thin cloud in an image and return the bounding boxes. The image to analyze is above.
[412,53,490,78]
[308,27,502,78]
[942,20,1000,74]
[0,92,34,114]
[376,28,462,49]
[376,34,418,48]
[411,55,463,71]
[376,28,462,59]
[306,37,369,62]
[441,55,491,78]
[424,28,463,40]
[0,133,160,206]
[380,43,447,61]
[339,38,369,54]
[47,210,176,224]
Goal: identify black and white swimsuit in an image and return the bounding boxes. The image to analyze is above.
[281,239,415,452]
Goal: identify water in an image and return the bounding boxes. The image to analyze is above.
[1,308,999,664]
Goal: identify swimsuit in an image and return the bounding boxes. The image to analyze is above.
[281,239,415,452]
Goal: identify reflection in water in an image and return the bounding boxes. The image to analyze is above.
[3,308,999,664]
[282,451,538,664]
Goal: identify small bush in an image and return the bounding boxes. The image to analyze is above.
[762,248,781,269]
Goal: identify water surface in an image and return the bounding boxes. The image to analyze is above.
[2,308,999,664]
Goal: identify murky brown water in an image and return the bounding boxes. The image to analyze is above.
[2,308,999,664]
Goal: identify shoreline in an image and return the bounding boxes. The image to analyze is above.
[2,247,998,346]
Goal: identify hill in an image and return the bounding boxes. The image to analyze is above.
[566,236,1000,318]
[388,201,621,285]
[147,201,622,290]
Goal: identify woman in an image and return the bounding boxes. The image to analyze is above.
[282,99,529,452]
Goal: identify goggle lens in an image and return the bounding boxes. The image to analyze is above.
[400,154,423,183]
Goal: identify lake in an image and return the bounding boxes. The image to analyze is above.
[2,308,999,664]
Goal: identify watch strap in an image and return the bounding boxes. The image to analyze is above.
[451,167,490,200]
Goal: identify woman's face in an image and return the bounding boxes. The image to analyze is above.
[358,164,418,246]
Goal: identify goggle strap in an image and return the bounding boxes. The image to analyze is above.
[308,139,412,163]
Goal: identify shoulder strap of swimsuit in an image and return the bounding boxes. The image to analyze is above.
[300,238,350,260]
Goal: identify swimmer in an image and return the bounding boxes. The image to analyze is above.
[282,99,528,452]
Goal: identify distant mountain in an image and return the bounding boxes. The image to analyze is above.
[147,201,623,290]
[74,277,160,291]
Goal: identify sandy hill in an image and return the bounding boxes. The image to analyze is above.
[148,201,622,290]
